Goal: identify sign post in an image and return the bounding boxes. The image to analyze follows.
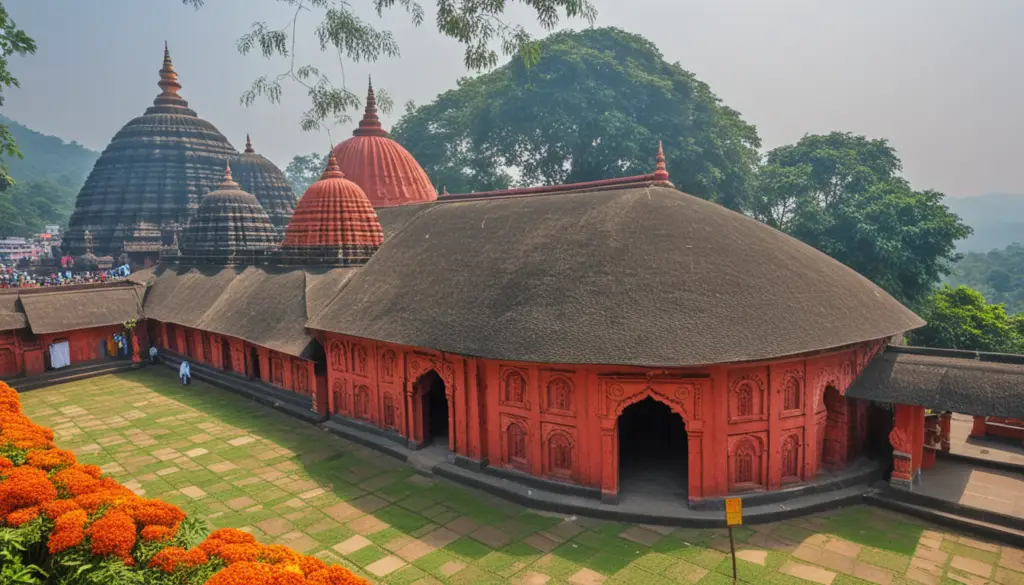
[724,497,742,584]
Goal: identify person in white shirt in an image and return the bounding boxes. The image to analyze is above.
[149,346,158,363]
[179,360,191,384]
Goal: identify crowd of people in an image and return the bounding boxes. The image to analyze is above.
[0,263,133,289]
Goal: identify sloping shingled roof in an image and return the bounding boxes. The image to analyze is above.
[0,294,27,331]
[143,265,358,358]
[19,285,145,335]
[846,348,1024,418]
[309,182,923,367]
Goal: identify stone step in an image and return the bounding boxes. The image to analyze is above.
[9,360,137,392]
[864,491,1024,548]
[871,482,1024,532]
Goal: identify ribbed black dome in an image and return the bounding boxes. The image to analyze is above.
[231,135,298,234]
[64,45,237,257]
[178,164,279,265]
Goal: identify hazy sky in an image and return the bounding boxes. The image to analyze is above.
[4,0,1022,197]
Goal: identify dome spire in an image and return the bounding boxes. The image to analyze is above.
[653,141,670,181]
[154,42,186,108]
[244,133,254,153]
[352,76,388,137]
[319,151,346,180]
[220,161,239,189]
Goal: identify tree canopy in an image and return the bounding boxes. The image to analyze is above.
[908,286,1024,353]
[948,242,1024,315]
[750,132,971,308]
[391,27,762,207]
[182,0,596,131]
[0,3,36,191]
[284,151,328,196]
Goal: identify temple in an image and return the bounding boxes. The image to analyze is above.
[5,45,1021,519]
[63,44,297,264]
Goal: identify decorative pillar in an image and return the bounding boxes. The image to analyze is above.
[939,412,952,452]
[890,403,925,489]
[599,424,617,503]
[404,380,420,449]
[970,416,987,438]
[922,413,941,470]
[130,333,141,365]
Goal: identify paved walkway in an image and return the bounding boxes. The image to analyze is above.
[17,370,1024,585]
[950,414,1024,467]
[917,458,1024,520]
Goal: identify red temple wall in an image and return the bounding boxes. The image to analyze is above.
[318,331,887,500]
[1,324,139,379]
[150,320,316,399]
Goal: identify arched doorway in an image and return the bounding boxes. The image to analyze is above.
[417,371,449,448]
[248,347,261,380]
[221,340,232,373]
[617,397,688,498]
[822,386,846,469]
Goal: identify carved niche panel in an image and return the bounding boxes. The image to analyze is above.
[780,431,803,482]
[598,377,702,424]
[541,373,575,416]
[541,422,577,481]
[380,349,397,383]
[727,433,767,492]
[382,392,397,429]
[407,355,456,396]
[332,380,349,415]
[351,344,368,377]
[500,413,530,471]
[293,362,310,395]
[271,356,285,386]
[728,370,767,423]
[780,370,803,415]
[500,366,530,410]
[354,385,371,420]
[329,341,346,372]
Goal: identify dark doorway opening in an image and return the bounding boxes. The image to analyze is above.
[618,397,688,499]
[248,347,260,380]
[419,371,449,447]
[822,386,844,469]
[221,341,232,373]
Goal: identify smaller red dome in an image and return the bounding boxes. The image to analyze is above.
[332,79,437,208]
[280,153,384,265]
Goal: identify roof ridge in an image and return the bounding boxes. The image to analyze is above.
[440,175,672,203]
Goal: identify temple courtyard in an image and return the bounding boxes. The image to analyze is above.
[17,369,1024,585]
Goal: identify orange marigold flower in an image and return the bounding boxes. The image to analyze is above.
[0,466,58,516]
[215,542,263,564]
[52,466,103,496]
[41,499,81,520]
[6,506,40,527]
[0,381,19,413]
[270,567,309,585]
[0,455,13,470]
[81,464,102,478]
[74,486,135,513]
[298,556,327,576]
[86,510,137,564]
[307,565,371,585]
[140,524,177,542]
[26,448,77,470]
[126,499,185,528]
[205,562,275,585]
[260,544,302,566]
[149,546,209,573]
[48,509,87,554]
[200,528,257,557]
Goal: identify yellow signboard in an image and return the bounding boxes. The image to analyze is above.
[725,497,742,526]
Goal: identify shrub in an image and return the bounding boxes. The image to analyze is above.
[0,380,370,585]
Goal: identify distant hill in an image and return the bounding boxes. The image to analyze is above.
[945,193,1024,253]
[0,114,99,187]
[0,116,99,238]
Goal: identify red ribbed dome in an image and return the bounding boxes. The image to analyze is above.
[331,79,437,208]
[280,153,384,265]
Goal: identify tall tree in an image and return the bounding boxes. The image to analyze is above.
[750,132,971,307]
[182,0,596,131]
[908,286,1024,353]
[0,4,37,190]
[284,152,328,195]
[392,27,761,207]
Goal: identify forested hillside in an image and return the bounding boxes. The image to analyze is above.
[945,193,1024,253]
[0,115,98,237]
[948,243,1024,315]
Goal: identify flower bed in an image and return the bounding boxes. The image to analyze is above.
[0,380,370,585]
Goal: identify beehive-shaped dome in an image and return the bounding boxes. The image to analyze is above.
[231,134,298,234]
[331,80,437,208]
[64,44,237,257]
[279,153,384,266]
[178,163,279,265]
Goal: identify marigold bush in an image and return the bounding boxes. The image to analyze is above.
[0,380,371,585]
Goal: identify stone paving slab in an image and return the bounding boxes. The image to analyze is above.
[17,370,1024,585]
